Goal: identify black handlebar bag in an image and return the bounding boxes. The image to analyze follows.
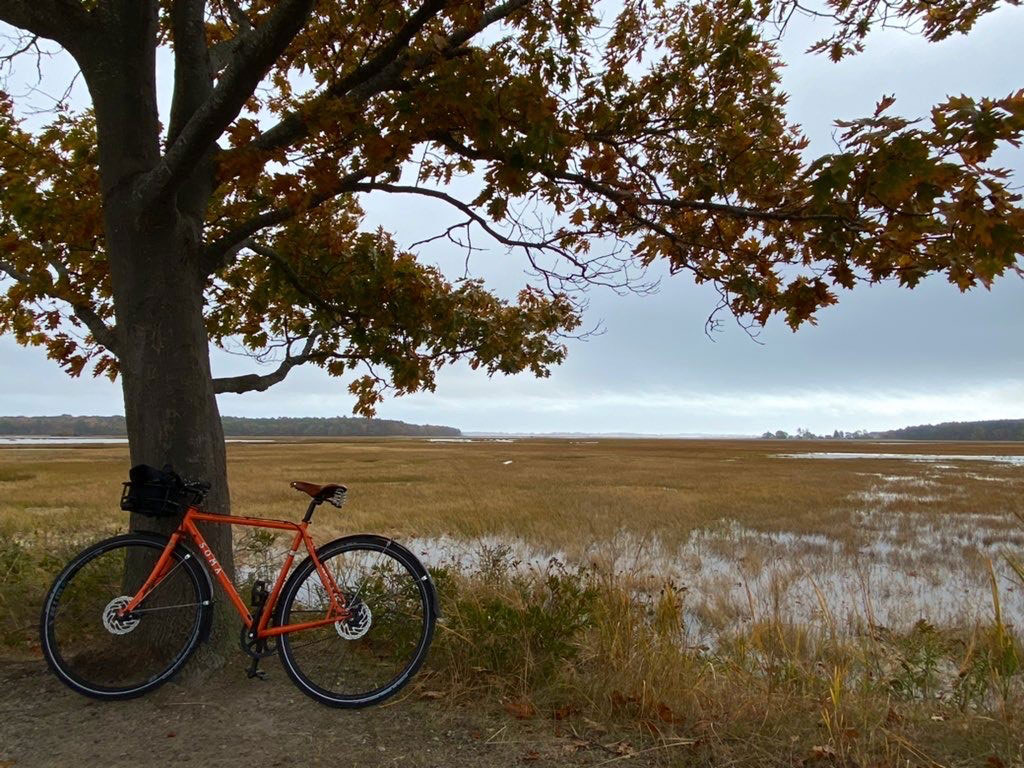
[120,464,188,517]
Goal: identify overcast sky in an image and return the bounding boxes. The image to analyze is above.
[1,5,1021,435]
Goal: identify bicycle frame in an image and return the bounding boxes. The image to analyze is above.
[120,505,351,638]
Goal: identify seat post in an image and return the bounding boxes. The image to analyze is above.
[302,499,319,523]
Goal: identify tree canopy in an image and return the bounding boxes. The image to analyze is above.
[0,0,1021,414]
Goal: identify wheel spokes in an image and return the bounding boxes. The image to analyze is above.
[47,543,203,692]
[282,545,430,701]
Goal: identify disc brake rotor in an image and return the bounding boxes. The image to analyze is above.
[335,599,372,640]
[102,596,141,635]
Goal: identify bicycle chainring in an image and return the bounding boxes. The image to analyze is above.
[239,625,278,658]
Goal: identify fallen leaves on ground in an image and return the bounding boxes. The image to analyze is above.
[503,696,536,720]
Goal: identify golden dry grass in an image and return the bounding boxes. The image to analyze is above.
[2,438,1023,633]
[2,437,1020,541]
[3,437,1024,765]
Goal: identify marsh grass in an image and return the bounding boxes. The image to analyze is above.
[2,438,1023,764]
[427,546,1024,764]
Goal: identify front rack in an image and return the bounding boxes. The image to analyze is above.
[121,477,209,517]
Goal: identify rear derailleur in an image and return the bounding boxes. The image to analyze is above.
[239,580,277,680]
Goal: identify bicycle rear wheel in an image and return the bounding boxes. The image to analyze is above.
[40,533,211,699]
[276,535,436,707]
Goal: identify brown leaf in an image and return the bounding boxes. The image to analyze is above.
[656,701,683,724]
[552,704,578,721]
[986,757,1006,768]
[808,744,836,760]
[503,696,536,720]
[874,94,897,117]
[610,690,638,711]
[521,750,541,762]
[419,690,444,700]
[561,739,588,755]
[607,740,636,756]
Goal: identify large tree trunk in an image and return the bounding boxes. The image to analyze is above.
[80,14,236,668]
[104,200,237,668]
[109,213,231,533]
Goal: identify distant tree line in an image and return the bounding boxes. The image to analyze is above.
[0,415,461,438]
[760,419,1024,441]
[875,419,1024,441]
[220,417,461,437]
[760,428,872,440]
[0,415,127,436]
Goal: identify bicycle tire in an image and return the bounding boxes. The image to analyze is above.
[275,534,437,707]
[40,532,212,699]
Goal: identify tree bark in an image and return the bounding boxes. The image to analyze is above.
[77,12,237,668]
[107,205,236,668]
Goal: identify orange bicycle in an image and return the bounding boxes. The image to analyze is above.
[40,464,437,707]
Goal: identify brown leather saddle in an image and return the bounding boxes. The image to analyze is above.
[291,481,348,508]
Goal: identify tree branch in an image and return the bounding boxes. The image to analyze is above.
[208,1,254,76]
[202,0,532,256]
[432,131,862,228]
[0,258,31,284]
[245,0,530,157]
[47,259,120,354]
[248,0,450,154]
[199,166,371,273]
[348,182,635,291]
[0,32,40,66]
[549,170,862,227]
[0,0,97,53]
[135,0,317,209]
[211,334,321,394]
[167,0,217,221]
[68,299,121,354]
[167,0,212,146]
[350,182,557,252]
[0,257,120,355]
[244,240,360,323]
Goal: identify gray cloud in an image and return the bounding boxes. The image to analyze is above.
[1,6,1021,433]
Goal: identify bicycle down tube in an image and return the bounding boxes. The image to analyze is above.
[121,505,352,637]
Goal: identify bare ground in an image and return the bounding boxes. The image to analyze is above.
[0,658,664,768]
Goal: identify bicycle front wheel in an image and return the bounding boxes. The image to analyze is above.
[40,533,211,699]
[276,535,437,707]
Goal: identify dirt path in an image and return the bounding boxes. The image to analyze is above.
[0,659,664,768]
